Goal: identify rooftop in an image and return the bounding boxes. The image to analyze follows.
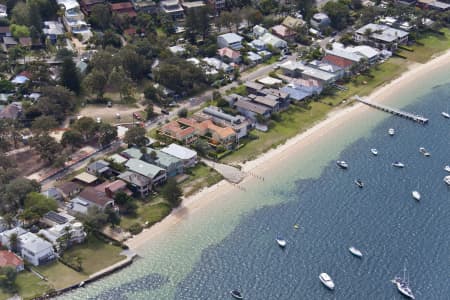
[218,47,241,59]
[77,186,114,207]
[118,171,151,187]
[125,158,165,179]
[356,23,408,43]
[234,99,271,115]
[161,143,197,160]
[0,251,23,268]
[19,232,53,253]
[74,172,98,184]
[218,33,243,44]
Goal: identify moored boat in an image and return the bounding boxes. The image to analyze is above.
[371,148,378,155]
[412,191,421,201]
[319,273,335,290]
[391,267,415,299]
[419,147,431,157]
[354,179,364,188]
[336,160,348,169]
[444,165,450,173]
[442,111,450,119]
[230,290,243,299]
[444,176,450,186]
[276,236,286,248]
[392,162,405,168]
[388,128,395,136]
[348,246,363,258]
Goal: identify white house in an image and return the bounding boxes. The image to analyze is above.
[217,33,244,50]
[354,23,408,50]
[160,144,198,168]
[310,13,330,30]
[19,232,56,266]
[258,33,287,49]
[38,222,86,252]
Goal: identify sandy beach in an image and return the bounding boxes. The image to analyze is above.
[126,49,450,251]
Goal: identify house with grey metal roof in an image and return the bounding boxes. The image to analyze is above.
[125,158,167,185]
[19,232,56,266]
[118,171,152,197]
[233,99,271,121]
[354,23,408,50]
[160,144,198,168]
[144,148,183,177]
[217,33,244,50]
[279,61,338,84]
[86,159,111,176]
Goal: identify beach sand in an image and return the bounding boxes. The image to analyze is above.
[126,50,450,251]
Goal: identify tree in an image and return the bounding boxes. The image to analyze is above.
[217,11,234,32]
[295,0,316,21]
[185,7,211,41]
[323,1,351,30]
[144,85,159,103]
[0,178,40,214]
[0,80,14,93]
[22,192,58,223]
[60,57,81,94]
[72,117,98,141]
[97,123,117,147]
[177,108,188,118]
[124,127,147,147]
[145,104,155,120]
[89,4,112,30]
[61,130,84,150]
[83,69,108,99]
[118,47,147,81]
[162,178,183,207]
[107,67,132,101]
[31,115,58,135]
[36,86,77,123]
[105,206,120,228]
[114,192,137,215]
[0,267,18,293]
[30,134,62,163]
[77,206,107,234]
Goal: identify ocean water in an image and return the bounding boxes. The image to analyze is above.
[60,69,450,300]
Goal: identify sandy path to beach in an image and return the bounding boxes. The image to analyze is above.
[126,50,450,250]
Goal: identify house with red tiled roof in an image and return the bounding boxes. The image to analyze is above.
[0,250,24,272]
[322,54,355,71]
[95,179,132,198]
[158,120,198,145]
[177,118,236,149]
[110,2,137,17]
[271,25,296,41]
[217,47,241,63]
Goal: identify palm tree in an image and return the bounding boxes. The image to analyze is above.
[9,233,18,253]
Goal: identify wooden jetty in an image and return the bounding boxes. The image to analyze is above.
[353,96,428,124]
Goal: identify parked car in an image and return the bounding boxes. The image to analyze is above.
[96,117,101,123]
[133,112,142,120]
[161,109,169,115]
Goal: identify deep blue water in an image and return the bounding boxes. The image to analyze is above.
[173,85,450,299]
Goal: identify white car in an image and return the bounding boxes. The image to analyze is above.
[96,117,102,123]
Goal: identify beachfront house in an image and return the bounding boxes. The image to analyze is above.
[354,23,408,50]
[38,222,86,252]
[125,158,167,186]
[144,148,184,177]
[118,171,152,197]
[69,187,115,214]
[279,61,338,85]
[160,144,198,168]
[19,232,56,266]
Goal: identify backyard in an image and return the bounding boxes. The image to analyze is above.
[0,271,51,300]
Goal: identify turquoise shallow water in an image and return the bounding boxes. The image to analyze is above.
[60,66,450,300]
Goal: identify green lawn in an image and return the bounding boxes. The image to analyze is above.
[181,163,224,196]
[0,271,51,300]
[121,200,172,229]
[60,235,125,276]
[222,102,331,163]
[35,262,87,290]
[398,28,450,63]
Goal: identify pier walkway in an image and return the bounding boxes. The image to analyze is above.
[353,96,428,124]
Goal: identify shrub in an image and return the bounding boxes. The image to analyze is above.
[128,222,143,235]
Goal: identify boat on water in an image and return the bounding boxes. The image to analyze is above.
[354,179,364,188]
[336,160,348,169]
[230,290,243,299]
[348,246,363,258]
[444,175,450,186]
[370,148,378,156]
[442,111,450,119]
[445,165,450,173]
[391,268,415,299]
[276,237,287,248]
[319,273,335,290]
[419,147,431,157]
[412,191,421,201]
[388,128,395,136]
[392,162,405,168]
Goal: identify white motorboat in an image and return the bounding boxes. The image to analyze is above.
[442,111,450,118]
[336,160,348,169]
[392,162,405,168]
[354,179,364,188]
[388,128,395,136]
[276,237,287,248]
[444,176,450,186]
[412,191,421,201]
[319,273,335,290]
[230,290,243,299]
[444,165,450,173]
[370,148,378,155]
[391,267,415,299]
[419,147,431,157]
[348,246,363,258]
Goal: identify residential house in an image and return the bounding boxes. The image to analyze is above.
[41,188,64,202]
[160,0,184,19]
[261,88,290,109]
[121,147,144,160]
[339,44,380,64]
[279,61,337,85]
[244,81,264,95]
[249,95,280,113]
[125,158,167,186]
[144,148,184,176]
[206,0,225,11]
[86,160,111,177]
[0,251,24,272]
[271,25,296,41]
[0,26,11,38]
[354,23,408,50]
[43,21,65,44]
[202,57,233,72]
[308,60,345,79]
[194,106,249,139]
[73,172,98,185]
[131,0,158,13]
[250,39,266,51]
[181,1,205,11]
[0,227,27,249]
[217,47,241,64]
[109,153,129,165]
[56,0,91,39]
[38,222,86,251]
[110,2,137,17]
[233,98,272,121]
[324,47,363,71]
[253,25,268,38]
[42,211,75,226]
[95,179,132,198]
[19,232,56,266]
[177,118,237,149]
[160,144,198,168]
[2,36,17,51]
[79,0,105,15]
[310,13,331,30]
[57,182,82,199]
[257,76,283,87]
[282,16,305,30]
[246,51,263,64]
[0,4,7,19]
[69,187,114,214]
[118,171,152,197]
[417,0,450,10]
[258,32,287,49]
[217,33,244,50]
[0,103,21,119]
[158,120,197,144]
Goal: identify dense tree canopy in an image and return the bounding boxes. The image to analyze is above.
[162,178,183,207]
[124,126,147,147]
[323,0,352,30]
[0,178,40,214]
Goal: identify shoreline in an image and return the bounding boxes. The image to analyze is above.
[126,48,450,251]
